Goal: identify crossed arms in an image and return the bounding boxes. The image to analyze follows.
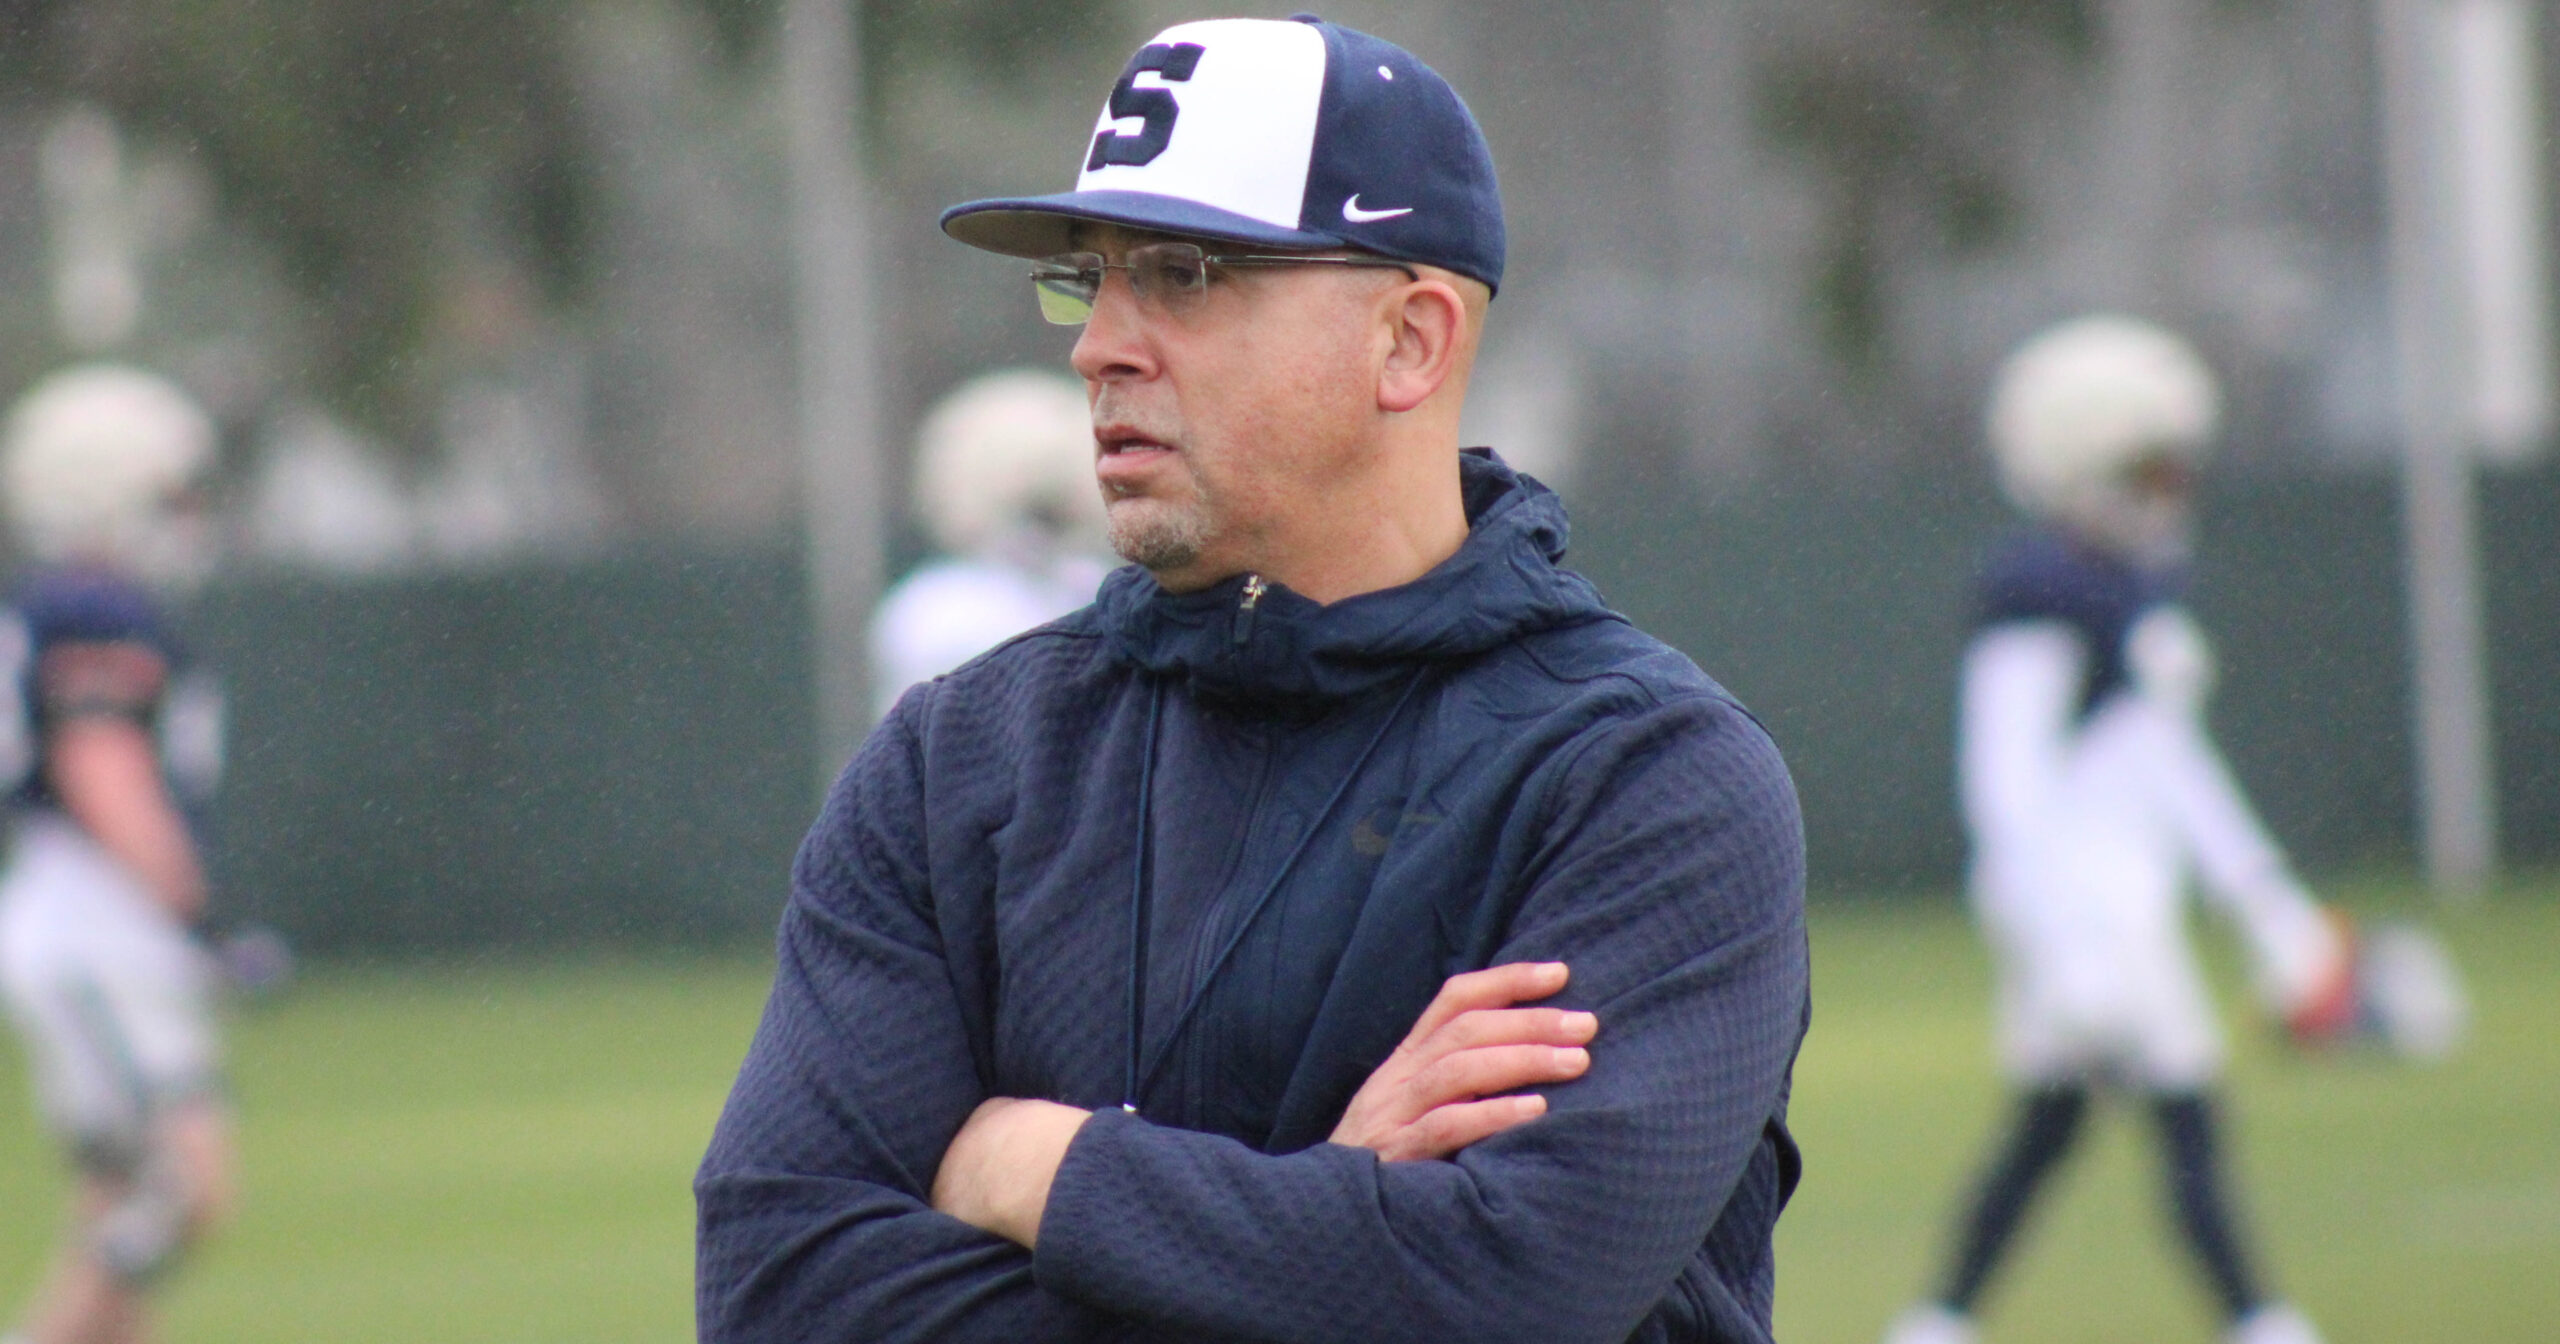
[695,695,1807,1344]
[929,960,1597,1246]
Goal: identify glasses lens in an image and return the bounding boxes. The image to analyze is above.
[1035,280,1093,325]
[1129,243,1209,313]
[1031,253,1102,325]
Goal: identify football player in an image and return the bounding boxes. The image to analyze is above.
[1884,316,2343,1344]
[867,369,1112,716]
[0,364,232,1344]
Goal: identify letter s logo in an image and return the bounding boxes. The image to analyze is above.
[1087,42,1206,170]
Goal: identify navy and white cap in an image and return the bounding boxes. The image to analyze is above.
[940,14,1505,293]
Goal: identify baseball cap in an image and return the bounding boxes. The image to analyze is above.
[940,14,1505,294]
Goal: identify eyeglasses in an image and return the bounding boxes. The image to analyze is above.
[1029,241,1420,325]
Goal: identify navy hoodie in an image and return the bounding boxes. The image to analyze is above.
[697,451,1810,1344]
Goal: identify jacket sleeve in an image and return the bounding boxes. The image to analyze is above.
[694,696,1124,1344]
[1029,694,1810,1344]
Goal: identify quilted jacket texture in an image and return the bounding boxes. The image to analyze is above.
[697,450,1810,1344]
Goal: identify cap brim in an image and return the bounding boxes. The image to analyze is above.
[940,190,1347,259]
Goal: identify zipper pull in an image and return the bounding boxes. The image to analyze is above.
[1233,573,1268,646]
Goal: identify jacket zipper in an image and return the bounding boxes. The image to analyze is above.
[1177,734,1279,1121]
[1232,573,1268,646]
[1129,670,1435,1108]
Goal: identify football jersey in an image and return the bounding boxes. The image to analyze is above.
[1959,527,2342,1050]
[0,567,221,820]
[868,553,1109,718]
[1971,525,2185,722]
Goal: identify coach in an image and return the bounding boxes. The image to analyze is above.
[696,16,1808,1344]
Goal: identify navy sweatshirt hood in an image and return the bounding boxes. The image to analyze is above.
[1096,448,1609,702]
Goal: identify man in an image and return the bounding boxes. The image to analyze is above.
[0,364,234,1344]
[869,369,1113,718]
[1881,316,2338,1344]
[698,16,1808,1344]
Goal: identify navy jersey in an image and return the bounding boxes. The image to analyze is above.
[0,567,221,820]
[1971,527,2185,720]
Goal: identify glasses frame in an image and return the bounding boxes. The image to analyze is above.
[1029,241,1421,325]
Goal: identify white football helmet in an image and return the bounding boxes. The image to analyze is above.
[2,363,216,586]
[912,369,1104,561]
[1987,315,2220,563]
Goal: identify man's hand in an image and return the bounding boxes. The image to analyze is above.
[1330,961,1595,1162]
[929,1097,1091,1248]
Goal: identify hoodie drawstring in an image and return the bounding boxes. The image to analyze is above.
[1123,669,1433,1114]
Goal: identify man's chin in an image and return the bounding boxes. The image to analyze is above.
[1106,501,1212,578]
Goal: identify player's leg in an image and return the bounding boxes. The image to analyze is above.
[2147,1092,2328,1344]
[104,1106,230,1344]
[1881,1082,2093,1344]
[2129,935,2325,1344]
[17,1174,145,1344]
[14,1097,226,1344]
[1938,1082,2092,1312]
[5,906,229,1343]
[102,1098,234,1277]
[80,966,231,1340]
[0,935,133,1344]
[2149,1089,2261,1317]
[1883,905,2107,1344]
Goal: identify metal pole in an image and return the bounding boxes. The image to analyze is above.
[2374,0,2498,897]
[783,0,886,794]
[2444,0,2554,463]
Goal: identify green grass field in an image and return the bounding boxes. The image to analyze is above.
[2,880,2553,1342]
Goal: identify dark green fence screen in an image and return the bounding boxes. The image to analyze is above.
[190,469,2553,954]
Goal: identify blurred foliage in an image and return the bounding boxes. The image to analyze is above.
[0,0,588,440]
[0,0,1119,447]
[1921,0,2098,57]
[1755,0,2098,371]
[690,0,1124,88]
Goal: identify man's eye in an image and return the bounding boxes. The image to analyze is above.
[1157,259,1206,289]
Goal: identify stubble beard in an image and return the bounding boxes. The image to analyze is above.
[1106,493,1212,572]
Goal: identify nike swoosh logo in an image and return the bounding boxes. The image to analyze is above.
[1342,195,1413,223]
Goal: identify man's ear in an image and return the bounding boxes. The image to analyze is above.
[1376,280,1467,415]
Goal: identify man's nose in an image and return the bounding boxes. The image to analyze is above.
[1070,270,1157,385]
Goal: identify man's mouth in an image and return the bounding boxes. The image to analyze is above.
[1095,425,1174,458]
[1095,427,1177,495]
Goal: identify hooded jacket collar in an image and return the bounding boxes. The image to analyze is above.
[1096,449,1612,703]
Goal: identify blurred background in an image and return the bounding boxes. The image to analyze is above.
[0,1,2552,1341]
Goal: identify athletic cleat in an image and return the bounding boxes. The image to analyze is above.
[1880,1303,1977,1344]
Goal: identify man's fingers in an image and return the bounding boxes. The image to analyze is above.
[1330,963,1588,1157]
[1372,1007,1596,1112]
[1377,1094,1548,1163]
[1403,1042,1589,1116]
[1399,961,1570,1047]
[1426,1005,1598,1056]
